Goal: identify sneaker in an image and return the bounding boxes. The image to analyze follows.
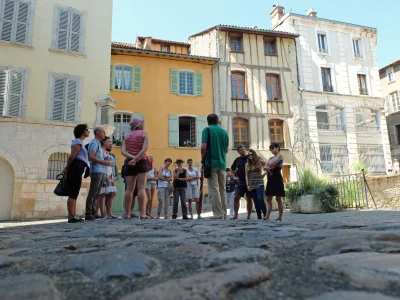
[74,216,85,222]
[68,217,80,224]
[182,216,190,220]
[197,215,204,220]
[85,215,95,221]
[172,215,177,220]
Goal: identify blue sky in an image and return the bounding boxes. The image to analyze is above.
[112,0,397,68]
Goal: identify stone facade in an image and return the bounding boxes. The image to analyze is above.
[365,175,400,210]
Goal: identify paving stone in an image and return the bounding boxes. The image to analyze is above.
[120,263,272,300]
[315,252,400,290]
[52,248,160,280]
[203,247,274,267]
[307,291,398,300]
[173,243,218,258]
[243,230,296,239]
[191,225,222,234]
[68,230,107,238]
[0,255,26,267]
[0,274,60,300]
[312,237,372,256]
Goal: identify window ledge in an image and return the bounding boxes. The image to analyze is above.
[353,56,365,61]
[231,98,249,101]
[110,89,137,93]
[175,93,198,97]
[49,48,87,58]
[0,41,33,49]
[267,100,284,102]
[388,81,396,85]
[318,52,330,56]
[230,50,244,54]
[265,54,278,57]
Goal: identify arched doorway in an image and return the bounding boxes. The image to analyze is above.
[0,157,14,220]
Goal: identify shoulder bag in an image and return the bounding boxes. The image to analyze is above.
[203,128,212,178]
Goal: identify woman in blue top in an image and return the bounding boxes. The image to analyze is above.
[64,124,90,223]
[264,143,285,221]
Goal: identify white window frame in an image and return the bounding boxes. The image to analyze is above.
[0,0,35,45]
[178,114,198,147]
[319,64,336,93]
[386,67,395,83]
[0,66,29,118]
[356,70,371,96]
[319,144,349,174]
[51,6,86,55]
[46,73,83,123]
[112,111,133,144]
[178,70,195,96]
[114,65,133,91]
[351,35,365,60]
[316,105,345,131]
[315,30,330,55]
[354,107,380,132]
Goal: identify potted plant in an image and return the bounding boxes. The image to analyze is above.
[183,140,196,148]
[115,140,122,146]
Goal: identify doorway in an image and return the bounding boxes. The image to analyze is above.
[0,157,14,220]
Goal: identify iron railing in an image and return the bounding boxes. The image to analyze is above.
[317,123,346,131]
[323,85,333,92]
[329,172,368,209]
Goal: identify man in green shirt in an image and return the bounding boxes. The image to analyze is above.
[201,114,229,219]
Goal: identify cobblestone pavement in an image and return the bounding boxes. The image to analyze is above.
[0,206,399,300]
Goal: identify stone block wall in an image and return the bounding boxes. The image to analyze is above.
[365,175,400,210]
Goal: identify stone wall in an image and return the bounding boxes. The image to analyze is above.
[365,175,400,210]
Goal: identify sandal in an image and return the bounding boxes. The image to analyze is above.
[123,215,131,219]
[276,218,282,222]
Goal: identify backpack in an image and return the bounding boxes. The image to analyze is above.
[85,140,100,159]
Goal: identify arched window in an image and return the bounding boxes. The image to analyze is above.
[47,152,68,180]
[316,105,345,131]
[233,118,249,148]
[269,119,284,148]
[355,108,380,132]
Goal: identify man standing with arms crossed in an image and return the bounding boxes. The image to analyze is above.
[201,114,229,219]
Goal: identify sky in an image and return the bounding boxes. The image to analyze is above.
[112,0,398,68]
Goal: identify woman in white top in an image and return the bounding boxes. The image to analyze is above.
[145,156,157,218]
[186,159,202,219]
[157,158,173,219]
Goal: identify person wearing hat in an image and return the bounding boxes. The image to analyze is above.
[172,159,189,219]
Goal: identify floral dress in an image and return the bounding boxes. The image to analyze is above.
[100,150,117,194]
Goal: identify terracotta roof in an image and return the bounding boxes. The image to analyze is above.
[137,36,190,46]
[189,24,299,38]
[111,41,218,62]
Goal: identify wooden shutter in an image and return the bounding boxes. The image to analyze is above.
[110,65,116,90]
[170,69,178,94]
[56,8,70,51]
[69,11,82,53]
[196,117,207,147]
[65,78,78,122]
[1,0,15,42]
[52,77,65,121]
[131,66,142,92]
[15,1,29,44]
[8,71,23,117]
[168,114,179,147]
[0,71,7,116]
[195,72,203,96]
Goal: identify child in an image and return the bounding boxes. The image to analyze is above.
[226,168,236,220]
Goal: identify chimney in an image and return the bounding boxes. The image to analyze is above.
[307,8,317,18]
[270,4,285,28]
[143,37,152,50]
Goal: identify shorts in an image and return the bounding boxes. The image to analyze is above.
[235,183,252,198]
[125,159,149,177]
[187,184,199,199]
[146,182,156,190]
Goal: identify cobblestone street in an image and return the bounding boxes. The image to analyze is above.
[0,207,399,300]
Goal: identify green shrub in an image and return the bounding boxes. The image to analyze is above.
[313,184,341,213]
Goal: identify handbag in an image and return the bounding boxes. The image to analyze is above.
[54,174,69,197]
[203,127,212,178]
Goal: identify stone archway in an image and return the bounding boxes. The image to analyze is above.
[0,157,14,220]
[0,146,26,179]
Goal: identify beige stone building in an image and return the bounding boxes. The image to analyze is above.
[272,6,390,175]
[0,0,113,220]
[189,25,299,181]
[379,59,400,162]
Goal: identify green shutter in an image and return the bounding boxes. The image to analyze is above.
[170,69,178,94]
[196,116,207,147]
[195,72,203,96]
[168,114,179,147]
[110,65,116,90]
[131,66,142,92]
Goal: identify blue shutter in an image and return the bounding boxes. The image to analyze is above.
[168,114,179,147]
[170,69,178,94]
[196,116,207,147]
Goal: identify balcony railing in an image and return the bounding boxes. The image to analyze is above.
[323,85,333,92]
[317,123,345,131]
[359,88,368,95]
[356,125,381,132]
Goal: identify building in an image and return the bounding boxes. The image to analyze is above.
[0,0,113,220]
[189,25,299,181]
[109,37,217,207]
[379,59,400,162]
[272,6,390,175]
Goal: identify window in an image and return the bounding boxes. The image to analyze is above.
[357,74,368,95]
[264,37,276,55]
[358,145,385,174]
[316,105,345,131]
[355,108,380,132]
[0,0,32,44]
[55,7,84,53]
[387,68,395,83]
[229,34,242,52]
[269,119,284,148]
[319,144,348,174]
[266,74,280,100]
[50,74,80,123]
[321,67,333,92]
[168,114,207,147]
[112,113,132,144]
[317,33,328,54]
[178,116,196,147]
[233,118,249,148]
[170,69,203,96]
[389,91,400,113]
[0,68,24,117]
[352,38,363,59]
[47,152,68,180]
[231,72,246,99]
[115,66,132,90]
[110,65,141,92]
[388,124,400,146]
